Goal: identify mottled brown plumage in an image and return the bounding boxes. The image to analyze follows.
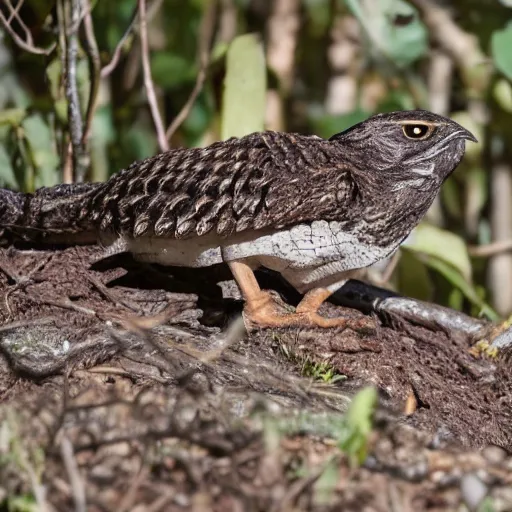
[0,110,476,328]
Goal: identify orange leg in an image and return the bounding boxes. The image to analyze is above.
[228,261,371,330]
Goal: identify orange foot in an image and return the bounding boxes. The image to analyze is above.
[243,289,374,331]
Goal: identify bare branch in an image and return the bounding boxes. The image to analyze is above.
[0,0,56,56]
[218,0,237,43]
[409,0,489,98]
[469,240,512,258]
[60,0,88,182]
[5,0,32,44]
[80,0,101,146]
[100,6,138,78]
[100,0,163,78]
[325,16,360,116]
[165,0,217,142]
[138,0,169,152]
[265,0,300,132]
[488,162,512,315]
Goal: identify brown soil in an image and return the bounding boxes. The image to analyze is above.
[0,245,511,511]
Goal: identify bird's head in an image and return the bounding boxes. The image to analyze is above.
[330,110,477,189]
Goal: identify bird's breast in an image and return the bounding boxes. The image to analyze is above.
[124,220,394,291]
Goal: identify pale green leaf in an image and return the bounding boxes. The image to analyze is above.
[345,0,427,68]
[0,109,26,127]
[0,144,19,189]
[313,460,338,506]
[338,387,377,467]
[345,387,377,433]
[397,250,433,302]
[493,79,512,113]
[221,34,266,140]
[402,223,472,281]
[418,255,499,321]
[492,22,512,80]
[310,109,369,140]
[21,114,59,188]
[151,52,197,89]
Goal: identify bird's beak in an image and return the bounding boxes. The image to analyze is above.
[460,127,478,143]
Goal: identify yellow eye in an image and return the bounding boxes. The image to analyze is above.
[402,124,433,140]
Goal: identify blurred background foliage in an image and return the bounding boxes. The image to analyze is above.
[0,0,511,319]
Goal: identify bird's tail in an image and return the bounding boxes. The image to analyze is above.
[0,182,103,245]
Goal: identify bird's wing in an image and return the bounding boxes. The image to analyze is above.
[90,131,359,239]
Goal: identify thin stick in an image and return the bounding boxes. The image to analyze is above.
[60,436,87,512]
[5,0,32,44]
[101,0,163,78]
[138,0,169,152]
[101,6,138,77]
[469,239,512,257]
[63,0,87,181]
[165,0,217,141]
[80,0,101,147]
[0,2,55,55]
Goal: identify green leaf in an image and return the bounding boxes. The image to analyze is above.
[0,109,26,127]
[303,0,332,35]
[313,459,338,506]
[478,497,498,512]
[376,89,415,112]
[309,109,369,140]
[441,177,463,220]
[397,250,433,302]
[403,223,472,281]
[417,254,499,321]
[338,387,377,467]
[493,78,512,113]
[0,144,19,189]
[46,58,67,123]
[221,34,266,140]
[345,0,428,68]
[21,114,59,189]
[150,52,197,89]
[492,22,512,80]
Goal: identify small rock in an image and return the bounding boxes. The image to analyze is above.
[482,445,507,465]
[461,473,488,511]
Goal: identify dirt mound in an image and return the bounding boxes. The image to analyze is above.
[0,245,511,510]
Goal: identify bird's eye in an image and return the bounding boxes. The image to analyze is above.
[402,124,432,140]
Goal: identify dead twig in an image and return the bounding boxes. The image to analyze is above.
[0,0,56,55]
[3,253,54,316]
[33,296,98,316]
[265,0,300,131]
[274,456,336,511]
[100,6,138,77]
[83,366,137,377]
[165,0,217,142]
[0,316,57,334]
[118,466,149,512]
[469,240,512,258]
[60,436,87,512]
[79,0,101,147]
[5,0,31,43]
[59,0,88,182]
[138,0,169,152]
[87,274,140,312]
[488,162,512,315]
[409,0,489,101]
[101,0,163,78]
